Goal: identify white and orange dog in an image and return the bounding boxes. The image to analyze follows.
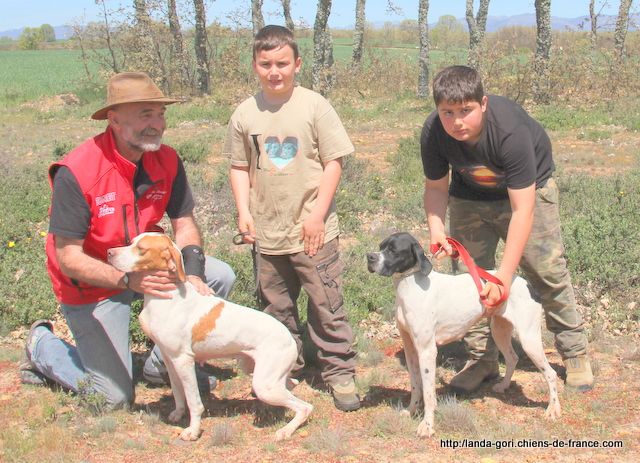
[367,232,561,438]
[107,232,312,441]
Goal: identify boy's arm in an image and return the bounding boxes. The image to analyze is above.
[482,183,535,313]
[229,165,256,244]
[424,175,454,257]
[302,157,343,257]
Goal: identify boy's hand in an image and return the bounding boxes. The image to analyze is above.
[237,213,256,244]
[301,213,325,257]
[429,234,454,260]
[480,275,511,316]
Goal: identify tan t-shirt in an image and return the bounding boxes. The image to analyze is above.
[224,85,354,255]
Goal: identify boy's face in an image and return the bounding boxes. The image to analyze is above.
[436,96,488,145]
[253,45,301,102]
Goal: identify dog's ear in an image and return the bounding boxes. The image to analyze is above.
[412,241,432,275]
[166,241,187,282]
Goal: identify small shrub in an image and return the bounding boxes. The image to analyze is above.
[303,427,352,458]
[435,394,477,435]
[209,421,238,447]
[371,408,416,438]
[176,140,208,164]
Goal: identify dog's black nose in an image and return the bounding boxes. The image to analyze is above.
[366,252,377,262]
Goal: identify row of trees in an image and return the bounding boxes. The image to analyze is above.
[69,0,635,104]
[17,24,56,49]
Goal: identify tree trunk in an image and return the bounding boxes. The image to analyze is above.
[167,0,190,91]
[252,0,265,36]
[417,0,430,98]
[133,0,148,26]
[533,0,552,104]
[193,0,210,95]
[352,0,366,69]
[589,0,598,50]
[312,0,333,95]
[614,0,632,61]
[466,0,490,71]
[282,0,295,31]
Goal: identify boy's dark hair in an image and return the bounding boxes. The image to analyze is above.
[432,65,484,105]
[253,25,299,60]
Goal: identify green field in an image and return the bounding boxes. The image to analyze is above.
[0,49,105,105]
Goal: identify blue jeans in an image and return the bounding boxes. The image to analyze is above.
[30,256,235,409]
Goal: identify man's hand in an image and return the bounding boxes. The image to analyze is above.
[429,233,454,260]
[128,270,178,299]
[187,275,214,296]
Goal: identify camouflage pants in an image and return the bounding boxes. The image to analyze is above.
[449,178,588,361]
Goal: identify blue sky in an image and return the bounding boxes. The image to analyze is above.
[0,0,624,31]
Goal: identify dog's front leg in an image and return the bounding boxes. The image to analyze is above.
[169,354,205,441]
[416,345,437,438]
[163,353,187,423]
[398,327,423,416]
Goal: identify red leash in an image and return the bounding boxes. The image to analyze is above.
[430,237,509,308]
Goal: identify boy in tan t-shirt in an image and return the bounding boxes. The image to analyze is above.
[226,25,360,412]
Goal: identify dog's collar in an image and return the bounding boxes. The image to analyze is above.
[393,265,423,280]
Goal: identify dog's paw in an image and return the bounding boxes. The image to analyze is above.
[179,426,201,441]
[492,379,510,393]
[168,408,185,423]
[545,403,562,420]
[416,419,434,438]
[275,427,293,441]
[400,409,411,417]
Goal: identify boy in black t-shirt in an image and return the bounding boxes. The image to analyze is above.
[421,65,593,392]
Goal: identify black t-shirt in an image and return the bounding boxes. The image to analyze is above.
[420,95,555,200]
[49,157,195,238]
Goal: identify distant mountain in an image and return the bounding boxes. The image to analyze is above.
[0,14,636,40]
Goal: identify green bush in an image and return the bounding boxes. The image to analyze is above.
[559,170,640,293]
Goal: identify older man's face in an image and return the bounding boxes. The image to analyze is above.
[109,102,166,158]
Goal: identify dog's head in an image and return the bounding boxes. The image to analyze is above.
[366,232,432,277]
[107,232,186,282]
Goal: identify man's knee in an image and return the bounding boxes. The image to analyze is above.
[205,257,236,299]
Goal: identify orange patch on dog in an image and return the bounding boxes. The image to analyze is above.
[191,302,224,344]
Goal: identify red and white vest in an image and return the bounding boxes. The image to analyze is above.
[46,127,179,304]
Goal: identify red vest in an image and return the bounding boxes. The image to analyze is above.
[46,127,179,305]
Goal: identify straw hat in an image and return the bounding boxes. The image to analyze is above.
[91,72,180,120]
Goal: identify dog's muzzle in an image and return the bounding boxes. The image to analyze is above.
[366,252,383,273]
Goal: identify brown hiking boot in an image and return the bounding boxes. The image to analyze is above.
[449,359,500,393]
[330,379,361,412]
[564,356,594,391]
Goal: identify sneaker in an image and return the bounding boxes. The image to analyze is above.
[564,356,594,391]
[449,359,500,393]
[330,379,361,412]
[143,365,217,396]
[19,319,54,386]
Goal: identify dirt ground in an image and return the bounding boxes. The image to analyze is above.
[1,119,639,462]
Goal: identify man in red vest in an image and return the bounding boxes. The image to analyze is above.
[20,72,235,408]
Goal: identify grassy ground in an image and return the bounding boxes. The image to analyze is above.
[0,48,639,461]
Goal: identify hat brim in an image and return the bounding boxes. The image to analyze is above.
[91,97,181,120]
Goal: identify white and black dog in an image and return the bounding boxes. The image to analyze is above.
[367,232,561,438]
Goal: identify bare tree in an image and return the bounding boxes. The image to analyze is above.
[417,0,430,98]
[614,0,633,61]
[133,0,149,26]
[252,0,265,36]
[352,0,366,69]
[466,0,490,71]
[532,0,552,104]
[312,0,333,95]
[193,0,210,95]
[589,0,598,49]
[97,0,120,73]
[167,0,190,91]
[282,0,295,31]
